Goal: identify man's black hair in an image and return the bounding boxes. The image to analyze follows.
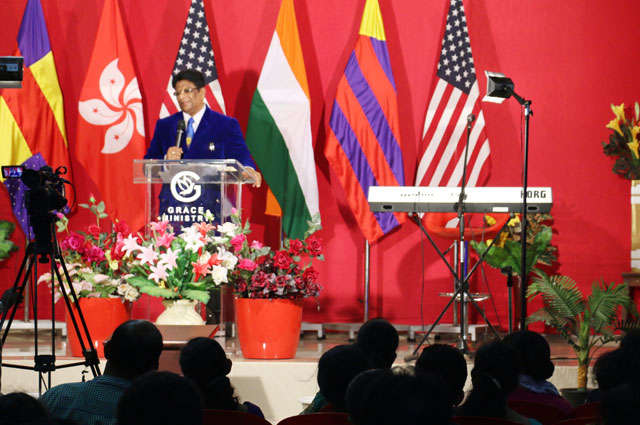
[172,69,205,89]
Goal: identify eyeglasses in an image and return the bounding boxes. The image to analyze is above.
[173,87,199,97]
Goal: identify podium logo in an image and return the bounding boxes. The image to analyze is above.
[171,171,202,203]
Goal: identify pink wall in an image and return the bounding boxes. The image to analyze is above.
[0,0,636,329]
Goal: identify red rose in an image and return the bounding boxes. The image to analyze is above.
[305,236,323,256]
[87,224,101,239]
[273,250,292,269]
[251,271,269,288]
[85,244,105,263]
[288,239,304,256]
[303,267,319,283]
[276,275,288,288]
[65,232,85,252]
[115,220,130,236]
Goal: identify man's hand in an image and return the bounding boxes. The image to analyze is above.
[242,167,262,188]
[166,146,183,160]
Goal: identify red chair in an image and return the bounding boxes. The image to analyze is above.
[202,409,271,425]
[451,416,522,425]
[552,418,601,425]
[571,402,601,420]
[507,399,570,425]
[277,413,351,425]
[424,212,511,241]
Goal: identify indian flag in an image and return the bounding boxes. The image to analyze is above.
[245,0,320,239]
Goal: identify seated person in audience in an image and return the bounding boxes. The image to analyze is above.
[587,329,640,403]
[586,348,625,403]
[503,330,573,415]
[454,340,542,425]
[179,337,264,417]
[346,366,451,425]
[40,320,163,425]
[0,392,49,424]
[117,371,202,425]
[355,317,399,369]
[601,382,640,425]
[415,343,467,406]
[302,344,373,414]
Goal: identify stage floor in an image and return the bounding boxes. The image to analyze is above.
[0,324,615,424]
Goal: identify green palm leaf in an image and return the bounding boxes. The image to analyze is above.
[527,271,585,319]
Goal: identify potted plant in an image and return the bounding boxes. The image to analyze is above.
[526,270,638,405]
[38,196,140,356]
[220,210,323,359]
[124,218,234,325]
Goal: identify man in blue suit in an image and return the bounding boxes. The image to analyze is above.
[144,69,261,225]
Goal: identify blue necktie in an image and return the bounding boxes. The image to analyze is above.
[186,117,195,147]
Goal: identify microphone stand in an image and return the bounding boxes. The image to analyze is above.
[454,114,474,353]
[509,92,532,331]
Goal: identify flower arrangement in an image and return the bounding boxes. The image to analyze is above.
[38,196,140,302]
[470,213,556,276]
[124,220,234,304]
[602,102,640,179]
[221,211,324,299]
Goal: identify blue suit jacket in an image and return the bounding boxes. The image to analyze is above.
[144,106,255,168]
[144,107,255,225]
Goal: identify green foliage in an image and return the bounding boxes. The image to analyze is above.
[0,220,18,261]
[471,223,553,276]
[526,270,637,382]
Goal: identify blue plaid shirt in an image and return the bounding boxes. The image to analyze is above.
[40,375,130,425]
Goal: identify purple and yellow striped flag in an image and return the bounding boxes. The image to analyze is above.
[324,0,405,243]
[0,0,74,233]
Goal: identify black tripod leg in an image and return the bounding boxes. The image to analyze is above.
[407,283,465,360]
[54,259,101,377]
[1,245,35,347]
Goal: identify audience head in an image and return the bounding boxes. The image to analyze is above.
[179,337,238,410]
[593,349,627,393]
[416,344,467,406]
[346,367,451,425]
[180,337,231,390]
[117,371,202,425]
[0,392,48,424]
[104,320,163,380]
[503,330,554,381]
[355,317,399,368]
[318,344,373,412]
[457,340,519,419]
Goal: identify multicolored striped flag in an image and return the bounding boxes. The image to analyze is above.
[75,0,146,232]
[159,0,225,118]
[245,0,320,239]
[414,0,491,188]
[0,0,74,225]
[324,0,405,243]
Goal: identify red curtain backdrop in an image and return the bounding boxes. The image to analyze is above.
[0,0,635,328]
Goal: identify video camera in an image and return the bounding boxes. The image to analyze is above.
[2,165,69,247]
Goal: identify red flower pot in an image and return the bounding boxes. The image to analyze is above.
[235,298,303,359]
[65,298,131,357]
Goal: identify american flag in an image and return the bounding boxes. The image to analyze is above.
[159,0,225,118]
[414,0,490,188]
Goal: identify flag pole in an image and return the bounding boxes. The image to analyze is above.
[364,239,370,322]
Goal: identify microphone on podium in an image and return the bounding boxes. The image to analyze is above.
[174,120,186,148]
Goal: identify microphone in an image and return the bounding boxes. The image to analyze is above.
[174,120,186,148]
[467,113,476,123]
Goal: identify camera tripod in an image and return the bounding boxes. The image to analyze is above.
[0,218,101,394]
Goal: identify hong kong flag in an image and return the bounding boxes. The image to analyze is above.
[76,0,146,231]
